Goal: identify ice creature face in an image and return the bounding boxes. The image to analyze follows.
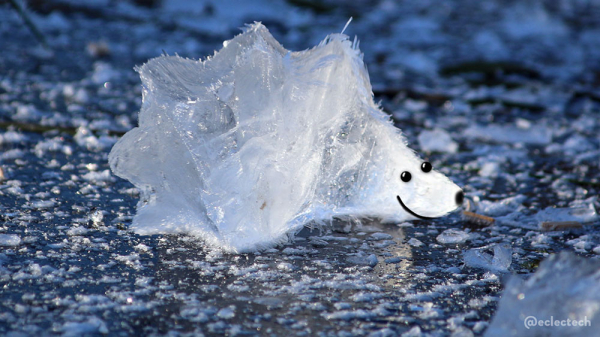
[394,159,463,220]
[108,23,463,252]
[355,137,462,223]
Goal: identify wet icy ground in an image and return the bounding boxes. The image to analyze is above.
[2,0,600,335]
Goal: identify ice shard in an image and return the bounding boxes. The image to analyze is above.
[109,23,462,252]
[486,252,598,337]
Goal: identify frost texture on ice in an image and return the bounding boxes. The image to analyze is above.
[486,252,598,337]
[109,23,462,252]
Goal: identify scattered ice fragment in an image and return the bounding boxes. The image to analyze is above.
[567,237,591,252]
[486,252,598,337]
[473,321,489,334]
[515,118,532,129]
[79,184,98,195]
[476,195,526,217]
[561,134,594,155]
[61,317,109,336]
[418,128,458,153]
[14,104,43,122]
[63,85,90,104]
[407,238,424,247]
[403,99,428,112]
[91,62,120,84]
[90,209,104,226]
[501,2,568,40]
[437,229,470,244]
[534,204,597,224]
[463,244,512,273]
[399,52,438,74]
[216,306,236,319]
[334,302,351,310]
[85,162,97,171]
[350,292,381,302]
[81,170,113,183]
[499,88,541,107]
[277,262,295,271]
[347,252,379,267]
[61,163,75,171]
[31,199,56,210]
[0,234,21,246]
[445,267,461,274]
[478,162,500,178]
[0,131,28,144]
[369,232,394,241]
[66,226,89,236]
[1,149,25,161]
[74,126,117,151]
[464,124,552,145]
[34,138,73,157]
[109,23,462,252]
[134,243,151,253]
[323,309,376,321]
[384,257,402,264]
[402,326,423,337]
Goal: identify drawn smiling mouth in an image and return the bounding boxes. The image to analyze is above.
[396,195,438,220]
[396,189,464,220]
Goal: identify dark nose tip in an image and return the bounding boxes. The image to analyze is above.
[455,190,464,205]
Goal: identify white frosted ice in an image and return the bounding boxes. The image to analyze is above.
[109,23,462,252]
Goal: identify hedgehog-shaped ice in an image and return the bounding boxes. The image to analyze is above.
[109,23,463,252]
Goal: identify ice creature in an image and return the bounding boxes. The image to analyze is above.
[109,23,463,252]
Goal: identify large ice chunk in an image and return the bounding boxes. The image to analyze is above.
[486,252,598,337]
[109,23,462,252]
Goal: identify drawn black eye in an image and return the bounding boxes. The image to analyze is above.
[421,162,432,173]
[400,171,411,182]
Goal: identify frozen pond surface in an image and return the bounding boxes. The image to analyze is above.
[1,0,600,335]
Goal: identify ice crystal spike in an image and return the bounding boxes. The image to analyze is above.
[109,23,462,252]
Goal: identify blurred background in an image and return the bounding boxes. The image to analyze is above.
[4,0,600,83]
[3,0,600,147]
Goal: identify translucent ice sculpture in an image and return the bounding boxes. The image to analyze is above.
[109,23,463,252]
